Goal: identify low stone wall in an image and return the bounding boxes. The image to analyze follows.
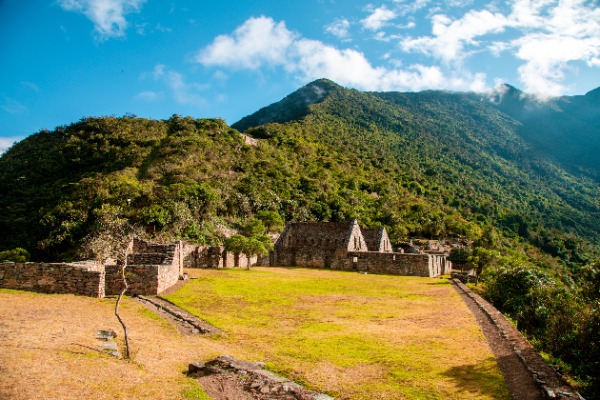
[0,262,105,297]
[105,255,181,296]
[346,252,447,277]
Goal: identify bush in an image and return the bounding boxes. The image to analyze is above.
[0,247,30,262]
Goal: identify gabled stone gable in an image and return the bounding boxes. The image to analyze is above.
[273,220,367,268]
[360,226,392,252]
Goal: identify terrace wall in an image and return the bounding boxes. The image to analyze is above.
[0,261,105,297]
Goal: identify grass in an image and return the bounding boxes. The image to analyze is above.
[0,289,219,400]
[164,267,510,400]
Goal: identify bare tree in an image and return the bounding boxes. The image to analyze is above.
[83,204,143,358]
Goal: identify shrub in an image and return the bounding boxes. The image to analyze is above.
[0,247,30,263]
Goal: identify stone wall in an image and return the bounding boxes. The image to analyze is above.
[344,252,449,277]
[106,241,182,295]
[0,261,105,297]
[182,243,259,269]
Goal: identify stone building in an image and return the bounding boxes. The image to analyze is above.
[272,220,367,268]
[272,220,450,277]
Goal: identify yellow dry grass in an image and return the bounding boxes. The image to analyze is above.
[0,289,222,400]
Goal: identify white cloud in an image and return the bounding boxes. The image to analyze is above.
[0,136,26,154]
[148,65,206,106]
[196,16,491,94]
[58,0,145,40]
[392,0,431,16]
[196,16,296,69]
[325,18,351,40]
[396,0,600,96]
[401,10,509,64]
[508,0,600,95]
[361,6,397,31]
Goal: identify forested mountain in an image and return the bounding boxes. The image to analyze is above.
[1,78,599,395]
[1,79,599,265]
[235,79,600,264]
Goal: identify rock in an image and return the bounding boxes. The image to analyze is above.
[187,362,206,374]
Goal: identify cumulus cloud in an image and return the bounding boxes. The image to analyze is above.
[58,0,145,40]
[398,0,600,96]
[196,16,296,69]
[509,0,600,95]
[401,10,509,64]
[361,6,397,31]
[325,18,351,40]
[195,16,490,93]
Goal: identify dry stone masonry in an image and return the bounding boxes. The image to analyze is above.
[272,220,451,277]
[0,239,182,298]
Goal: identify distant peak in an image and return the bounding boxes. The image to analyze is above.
[232,79,341,131]
[584,86,600,100]
[487,83,524,105]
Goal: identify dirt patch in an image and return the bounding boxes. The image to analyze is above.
[187,355,333,400]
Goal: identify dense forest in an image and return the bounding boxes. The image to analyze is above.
[0,79,598,396]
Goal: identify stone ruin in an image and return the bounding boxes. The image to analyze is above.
[0,239,183,298]
[271,220,451,277]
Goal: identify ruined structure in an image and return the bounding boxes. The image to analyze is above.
[0,239,183,298]
[272,220,450,277]
[272,220,366,268]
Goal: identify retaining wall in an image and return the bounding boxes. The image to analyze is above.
[346,252,447,277]
[0,262,105,297]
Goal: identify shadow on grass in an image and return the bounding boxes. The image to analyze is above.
[441,357,510,399]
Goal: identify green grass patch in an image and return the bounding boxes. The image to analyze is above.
[166,267,510,399]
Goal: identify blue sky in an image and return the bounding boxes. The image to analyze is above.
[1,0,599,152]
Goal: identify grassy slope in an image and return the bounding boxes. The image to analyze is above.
[166,268,509,400]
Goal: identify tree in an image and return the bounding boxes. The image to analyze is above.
[83,204,142,358]
[242,218,266,236]
[224,234,247,268]
[0,247,30,262]
[256,210,284,233]
[242,236,269,270]
[448,246,472,273]
[469,247,499,283]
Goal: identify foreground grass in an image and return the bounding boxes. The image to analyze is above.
[165,267,509,400]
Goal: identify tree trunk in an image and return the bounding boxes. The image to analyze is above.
[115,245,131,358]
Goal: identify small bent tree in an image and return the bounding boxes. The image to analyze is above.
[83,204,142,358]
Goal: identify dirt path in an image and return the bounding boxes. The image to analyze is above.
[452,279,580,400]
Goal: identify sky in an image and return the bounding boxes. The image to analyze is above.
[1,0,599,152]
